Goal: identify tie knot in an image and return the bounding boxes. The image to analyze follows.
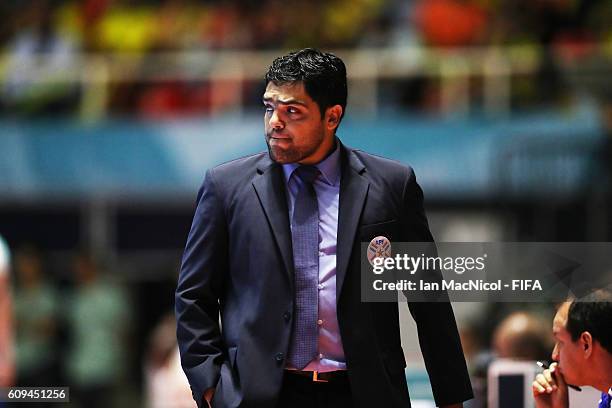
[294,165,320,184]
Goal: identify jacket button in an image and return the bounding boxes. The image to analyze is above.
[275,352,284,363]
[283,312,291,322]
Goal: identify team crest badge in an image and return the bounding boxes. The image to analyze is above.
[367,236,392,266]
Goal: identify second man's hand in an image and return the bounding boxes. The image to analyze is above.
[532,362,569,408]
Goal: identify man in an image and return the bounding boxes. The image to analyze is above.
[176,48,473,408]
[532,288,612,408]
[493,312,552,361]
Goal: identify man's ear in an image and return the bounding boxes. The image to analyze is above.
[325,105,343,131]
[580,331,593,358]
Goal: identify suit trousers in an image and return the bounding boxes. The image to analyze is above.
[276,371,354,408]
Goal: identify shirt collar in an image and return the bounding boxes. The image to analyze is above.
[282,139,341,186]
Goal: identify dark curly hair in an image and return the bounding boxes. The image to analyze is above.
[265,48,347,126]
[566,287,612,354]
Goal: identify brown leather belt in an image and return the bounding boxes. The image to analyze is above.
[285,370,348,383]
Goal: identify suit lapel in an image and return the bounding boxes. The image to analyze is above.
[252,157,294,287]
[336,145,369,298]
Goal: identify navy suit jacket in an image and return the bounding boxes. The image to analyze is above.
[175,141,473,407]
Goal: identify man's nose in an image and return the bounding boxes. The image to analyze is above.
[269,110,284,129]
[551,343,559,361]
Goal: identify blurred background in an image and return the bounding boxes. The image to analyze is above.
[1,0,612,406]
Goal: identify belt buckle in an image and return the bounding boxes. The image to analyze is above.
[312,371,329,383]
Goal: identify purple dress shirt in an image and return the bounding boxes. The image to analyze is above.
[282,143,347,372]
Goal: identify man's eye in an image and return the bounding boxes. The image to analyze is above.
[264,105,273,113]
[287,107,300,114]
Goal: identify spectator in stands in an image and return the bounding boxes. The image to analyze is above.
[414,0,488,47]
[66,252,130,408]
[12,246,59,386]
[532,288,612,408]
[1,0,80,116]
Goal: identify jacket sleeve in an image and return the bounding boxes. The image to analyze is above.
[176,169,229,407]
[401,168,474,406]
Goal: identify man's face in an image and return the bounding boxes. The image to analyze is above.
[551,302,584,385]
[263,81,329,164]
